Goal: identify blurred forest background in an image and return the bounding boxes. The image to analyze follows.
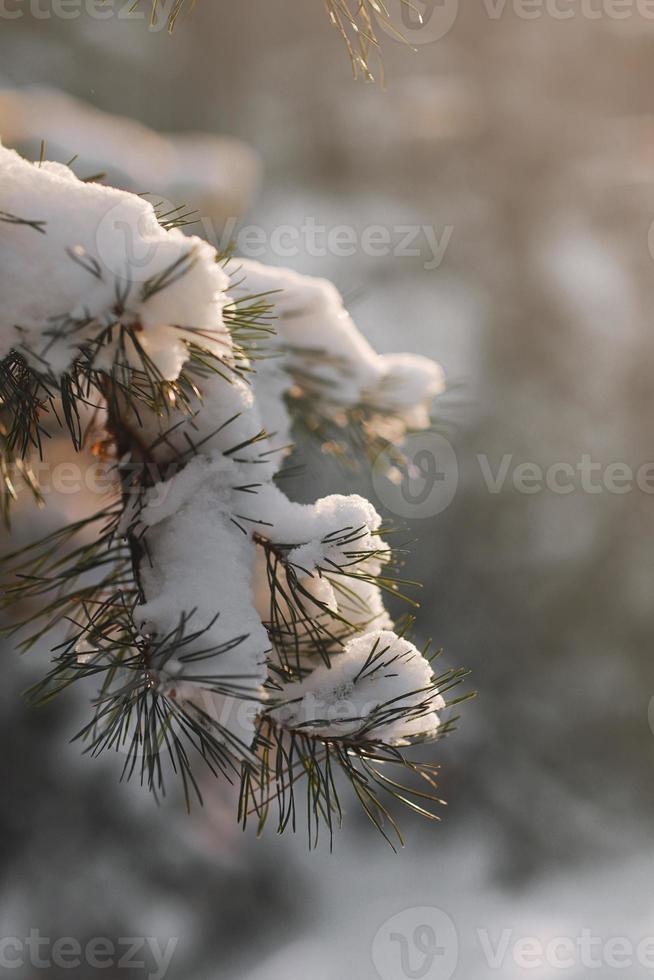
[1,2,654,977]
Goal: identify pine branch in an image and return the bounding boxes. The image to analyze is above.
[1,150,470,843]
[139,0,416,81]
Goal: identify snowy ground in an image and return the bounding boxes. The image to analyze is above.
[238,840,654,980]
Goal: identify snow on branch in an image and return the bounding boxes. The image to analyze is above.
[0,142,230,380]
[272,629,446,743]
[0,145,468,841]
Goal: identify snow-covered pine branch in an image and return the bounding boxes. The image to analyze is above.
[0,144,468,843]
[0,143,231,380]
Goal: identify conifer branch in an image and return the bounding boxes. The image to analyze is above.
[1,147,471,844]
[141,0,417,81]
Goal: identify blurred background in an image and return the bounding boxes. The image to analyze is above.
[1,2,654,978]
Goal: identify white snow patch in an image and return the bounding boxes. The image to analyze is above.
[0,143,230,379]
